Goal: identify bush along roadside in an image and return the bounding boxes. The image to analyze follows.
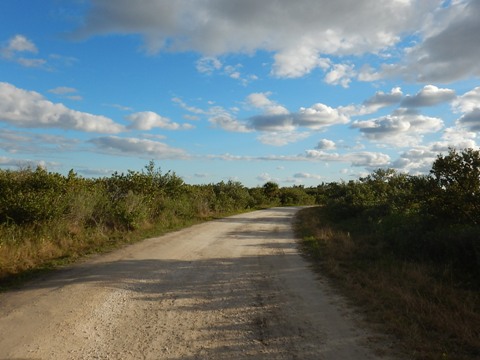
[294,148,480,360]
[0,161,316,286]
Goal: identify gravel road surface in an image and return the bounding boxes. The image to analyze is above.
[0,207,397,359]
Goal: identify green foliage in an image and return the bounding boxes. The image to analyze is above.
[279,186,315,206]
[0,167,69,224]
[1,161,317,281]
[430,148,480,224]
[262,181,280,202]
[316,148,480,285]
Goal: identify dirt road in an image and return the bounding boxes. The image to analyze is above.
[0,207,396,359]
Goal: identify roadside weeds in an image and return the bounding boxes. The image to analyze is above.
[294,206,480,360]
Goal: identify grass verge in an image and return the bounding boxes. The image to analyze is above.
[294,206,480,360]
[0,209,250,291]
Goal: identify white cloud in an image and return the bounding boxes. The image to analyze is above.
[207,150,391,170]
[0,82,124,133]
[1,34,37,58]
[305,149,391,167]
[0,156,58,170]
[246,92,289,115]
[249,114,296,132]
[316,139,336,150]
[362,87,403,113]
[257,131,310,146]
[89,136,189,159]
[16,58,46,68]
[172,97,205,115]
[247,95,349,134]
[452,86,480,113]
[1,35,46,68]
[393,1,480,82]
[49,87,83,101]
[271,42,331,78]
[105,103,134,112]
[293,172,322,180]
[457,109,480,132]
[0,129,79,154]
[401,85,456,107]
[256,172,274,182]
[48,86,78,95]
[126,111,192,131]
[324,63,356,88]
[196,57,222,74]
[352,108,444,146]
[450,86,480,133]
[431,127,477,152]
[209,111,251,133]
[392,146,438,173]
[295,103,349,130]
[196,58,256,85]
[73,0,438,79]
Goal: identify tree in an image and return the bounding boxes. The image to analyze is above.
[430,148,480,224]
[263,181,279,202]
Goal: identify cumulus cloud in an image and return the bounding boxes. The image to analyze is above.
[362,87,403,112]
[431,127,477,152]
[396,0,480,83]
[209,112,251,133]
[271,43,331,78]
[246,92,289,115]
[246,93,349,138]
[305,149,391,167]
[1,35,46,68]
[452,86,480,113]
[294,103,349,129]
[324,63,356,88]
[401,85,456,107]
[392,147,438,173]
[73,0,438,78]
[450,87,480,133]
[340,87,404,117]
[89,136,188,159]
[352,108,443,146]
[392,126,478,174]
[125,111,193,130]
[316,139,336,150]
[457,109,480,132]
[256,172,275,182]
[0,82,124,133]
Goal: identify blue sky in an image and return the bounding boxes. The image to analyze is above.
[1,0,480,186]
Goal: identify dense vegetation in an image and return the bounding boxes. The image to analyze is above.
[1,148,479,358]
[0,161,315,283]
[296,148,480,360]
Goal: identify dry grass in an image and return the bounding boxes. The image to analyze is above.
[295,206,480,360]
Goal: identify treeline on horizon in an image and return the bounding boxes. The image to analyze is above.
[1,148,479,286]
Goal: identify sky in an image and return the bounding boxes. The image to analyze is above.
[1,0,480,187]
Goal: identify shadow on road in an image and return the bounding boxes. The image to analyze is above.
[1,207,328,359]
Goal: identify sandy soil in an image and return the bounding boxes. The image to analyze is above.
[0,207,398,359]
